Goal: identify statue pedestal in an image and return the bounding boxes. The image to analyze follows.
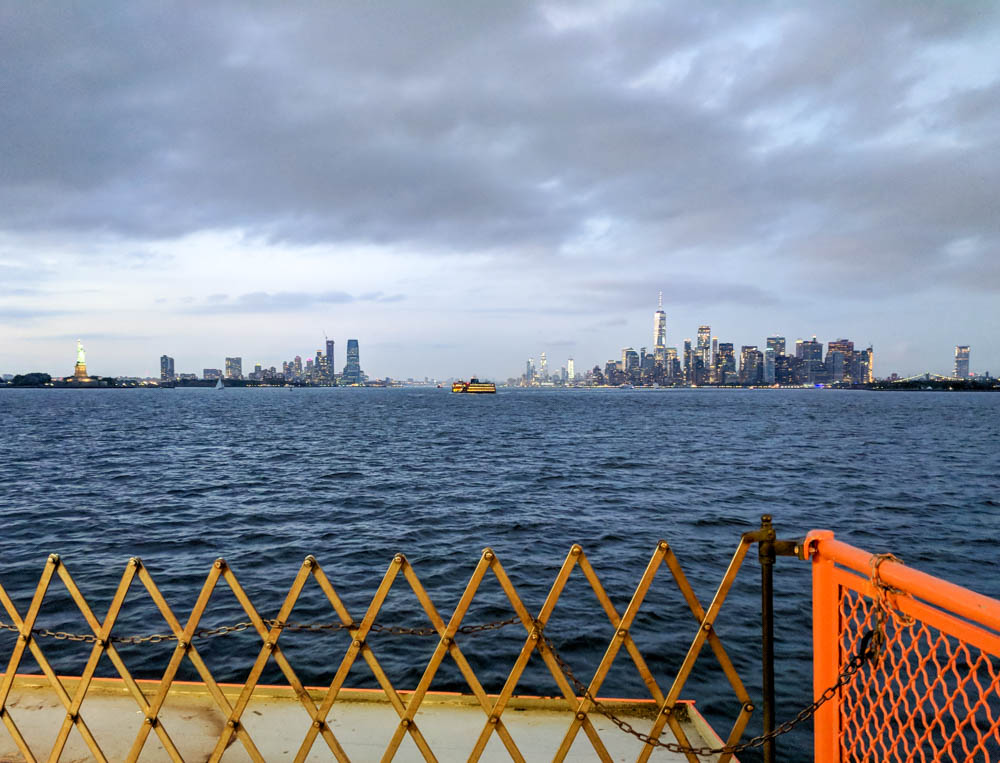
[73,362,88,380]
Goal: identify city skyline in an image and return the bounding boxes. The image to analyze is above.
[2,3,998,378]
[520,295,885,386]
[3,302,983,384]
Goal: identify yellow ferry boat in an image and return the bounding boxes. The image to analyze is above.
[451,378,496,394]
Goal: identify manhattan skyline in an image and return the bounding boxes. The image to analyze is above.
[2,3,998,379]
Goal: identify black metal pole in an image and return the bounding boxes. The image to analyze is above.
[759,514,777,763]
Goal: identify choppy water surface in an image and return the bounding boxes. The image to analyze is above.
[1,387,998,758]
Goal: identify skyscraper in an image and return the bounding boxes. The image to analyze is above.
[160,355,175,382]
[766,336,786,357]
[653,292,667,365]
[740,346,762,385]
[798,337,823,383]
[622,348,639,374]
[325,339,335,380]
[225,357,242,380]
[827,339,855,383]
[715,343,736,385]
[567,358,575,382]
[825,351,845,382]
[763,348,775,384]
[341,339,363,384]
[954,346,970,378]
[859,347,875,383]
[697,326,711,371]
[665,347,679,380]
[827,339,854,356]
[540,352,548,380]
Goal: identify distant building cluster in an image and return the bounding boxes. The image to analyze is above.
[159,337,366,385]
[0,331,987,390]
[520,294,880,387]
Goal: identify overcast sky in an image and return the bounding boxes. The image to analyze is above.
[2,1,998,379]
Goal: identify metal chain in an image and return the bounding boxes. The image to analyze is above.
[0,616,521,644]
[0,554,908,756]
[868,552,914,661]
[540,629,878,757]
[536,551,913,756]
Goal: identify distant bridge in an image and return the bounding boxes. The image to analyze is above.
[891,372,963,383]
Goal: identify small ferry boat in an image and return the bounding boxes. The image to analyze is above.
[452,378,496,394]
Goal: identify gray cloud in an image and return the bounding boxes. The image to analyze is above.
[1,1,998,376]
[0,307,73,320]
[579,278,780,307]
[38,332,164,342]
[186,290,404,313]
[0,2,996,284]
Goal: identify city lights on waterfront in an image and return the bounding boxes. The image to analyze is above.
[515,296,991,389]
[1,299,992,390]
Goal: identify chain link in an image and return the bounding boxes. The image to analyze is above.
[539,628,878,757]
[0,554,907,756]
[534,551,912,757]
[0,616,521,645]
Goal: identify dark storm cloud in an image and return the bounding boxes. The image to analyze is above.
[0,0,998,298]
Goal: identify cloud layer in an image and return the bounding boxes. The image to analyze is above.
[1,2,998,377]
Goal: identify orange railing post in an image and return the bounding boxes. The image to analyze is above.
[807,529,1000,762]
[808,530,840,763]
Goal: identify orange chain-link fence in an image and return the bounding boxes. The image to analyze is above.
[0,538,763,763]
[808,530,1000,762]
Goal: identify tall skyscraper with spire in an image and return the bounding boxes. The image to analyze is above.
[653,292,667,365]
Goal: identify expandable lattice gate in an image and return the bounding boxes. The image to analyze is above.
[2,528,999,762]
[0,539,759,763]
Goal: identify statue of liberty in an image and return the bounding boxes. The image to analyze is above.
[74,339,88,379]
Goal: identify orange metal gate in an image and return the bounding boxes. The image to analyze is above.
[807,530,1000,762]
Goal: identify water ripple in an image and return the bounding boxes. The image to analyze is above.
[1,387,998,759]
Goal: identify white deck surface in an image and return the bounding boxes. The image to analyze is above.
[0,677,727,762]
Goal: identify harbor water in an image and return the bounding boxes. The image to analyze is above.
[1,387,998,758]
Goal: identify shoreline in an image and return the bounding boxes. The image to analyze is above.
[3,382,997,392]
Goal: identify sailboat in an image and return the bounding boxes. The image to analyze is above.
[215,378,224,390]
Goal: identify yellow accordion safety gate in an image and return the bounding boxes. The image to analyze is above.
[0,540,760,763]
